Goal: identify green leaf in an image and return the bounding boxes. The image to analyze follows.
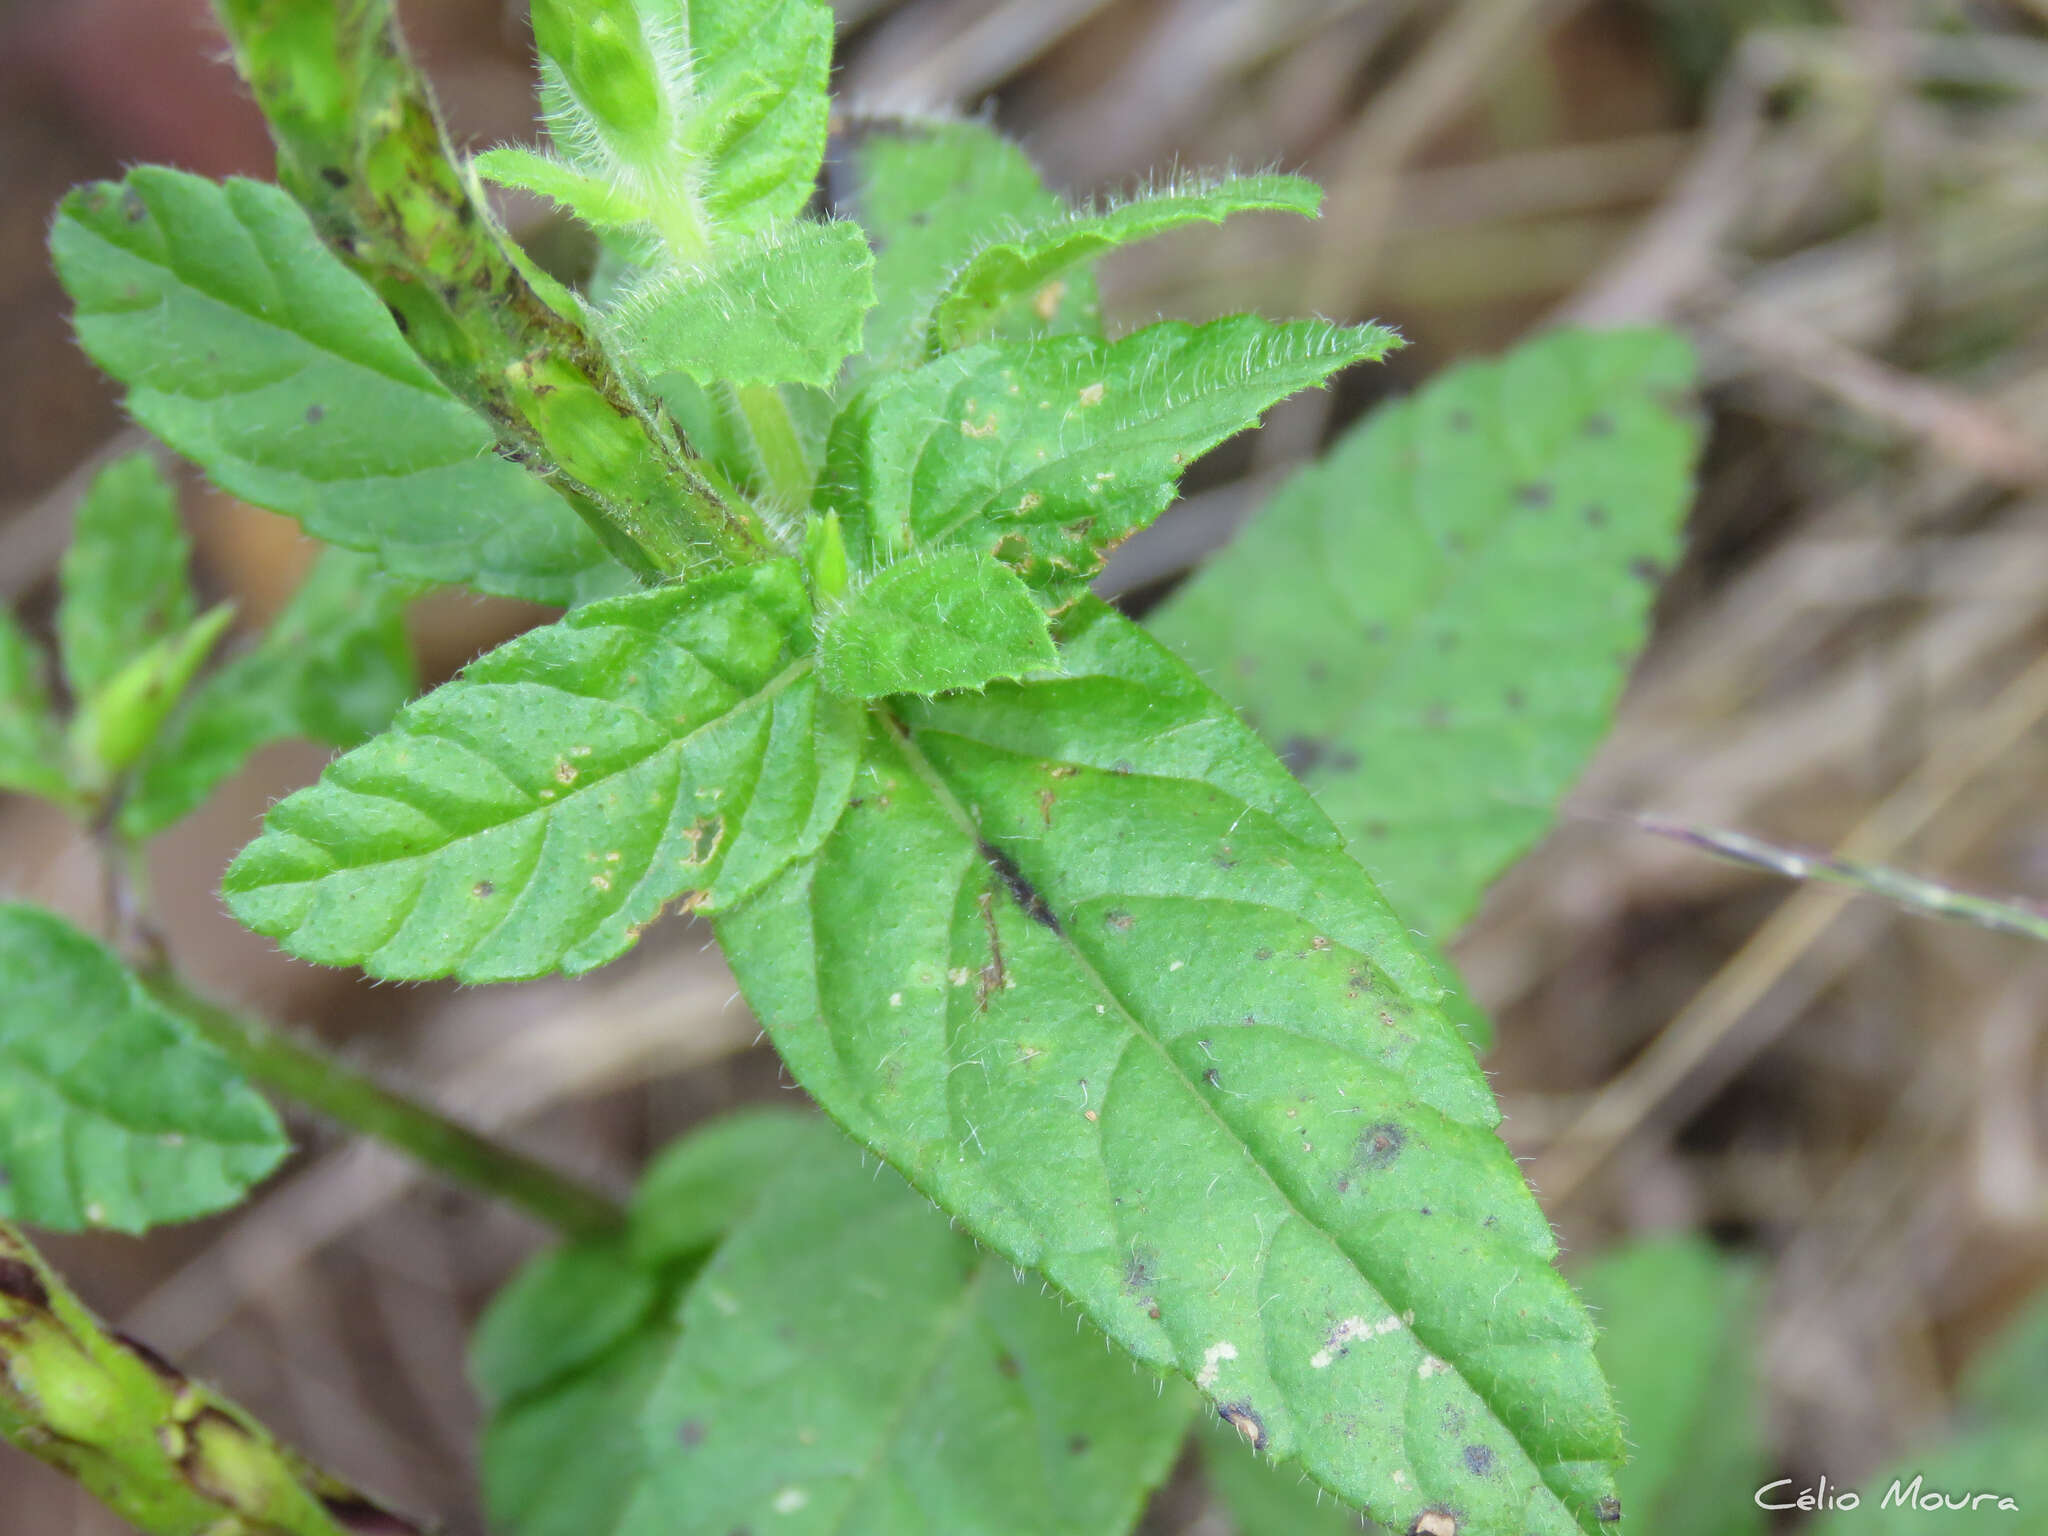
[0,610,70,804]
[1151,327,1700,939]
[222,559,860,984]
[478,1110,1192,1536]
[1201,1415,1381,1533]
[474,146,651,230]
[474,1112,816,1536]
[0,903,288,1233]
[56,454,195,707]
[820,316,1402,602]
[51,167,627,607]
[927,174,1322,353]
[820,548,1059,700]
[607,220,876,388]
[121,550,416,841]
[68,603,235,782]
[716,602,1623,1535]
[674,0,835,237]
[1574,1237,1766,1536]
[836,117,1090,375]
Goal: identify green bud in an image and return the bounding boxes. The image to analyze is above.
[69,603,234,784]
[531,0,667,156]
[804,509,851,608]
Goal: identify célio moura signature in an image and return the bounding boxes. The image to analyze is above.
[1756,1475,2021,1514]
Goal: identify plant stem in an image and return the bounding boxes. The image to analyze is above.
[734,384,817,509]
[1,1220,427,1535]
[145,971,626,1241]
[209,0,775,576]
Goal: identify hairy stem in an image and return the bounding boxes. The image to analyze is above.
[1,1221,426,1535]
[733,384,816,509]
[210,0,775,577]
[146,972,625,1241]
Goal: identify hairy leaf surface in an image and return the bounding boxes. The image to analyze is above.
[0,904,288,1232]
[474,146,650,230]
[818,317,1401,601]
[672,0,834,235]
[478,1110,1190,1536]
[1201,1416,1378,1534]
[1151,328,1698,938]
[222,560,858,983]
[56,454,195,707]
[836,117,1090,375]
[607,220,876,387]
[0,610,69,804]
[1575,1237,1765,1536]
[51,168,625,606]
[819,549,1058,699]
[926,174,1321,352]
[716,603,1623,1534]
[536,0,832,244]
[122,550,416,840]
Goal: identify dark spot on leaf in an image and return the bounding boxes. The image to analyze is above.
[1423,702,1452,728]
[1122,1250,1153,1294]
[1068,1434,1091,1454]
[1597,1495,1623,1522]
[1217,1401,1267,1451]
[1104,910,1134,933]
[0,1257,50,1309]
[1435,631,1459,652]
[1331,749,1360,772]
[1447,409,1473,432]
[1366,821,1389,840]
[678,1419,706,1446]
[1583,412,1615,437]
[1356,1123,1406,1169]
[996,1353,1021,1378]
[1462,1444,1495,1475]
[1504,688,1526,712]
[1516,482,1553,509]
[1280,735,1328,775]
[305,404,325,424]
[1408,1508,1460,1536]
[1364,622,1388,644]
[1583,503,1608,527]
[1305,659,1328,683]
[980,840,1059,932]
[1254,947,1273,960]
[320,165,350,188]
[472,881,494,898]
[1630,556,1667,585]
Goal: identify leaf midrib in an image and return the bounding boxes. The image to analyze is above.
[873,706,1556,1516]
